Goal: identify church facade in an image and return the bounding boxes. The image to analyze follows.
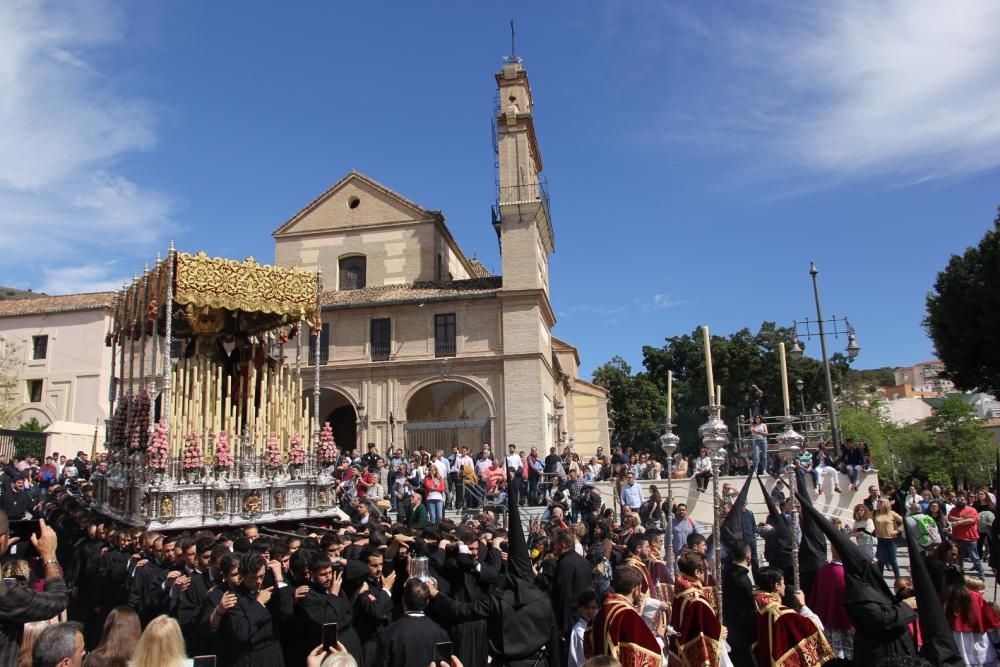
[272,59,610,458]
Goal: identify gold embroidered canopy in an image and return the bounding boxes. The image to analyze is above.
[113,250,318,337]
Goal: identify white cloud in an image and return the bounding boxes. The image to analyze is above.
[39,263,125,295]
[653,1,1000,182]
[637,294,688,314]
[0,1,173,292]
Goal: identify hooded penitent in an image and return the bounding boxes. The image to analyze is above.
[795,491,917,666]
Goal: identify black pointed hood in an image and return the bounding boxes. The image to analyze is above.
[903,513,963,665]
[794,468,828,590]
[794,490,893,599]
[720,471,753,550]
[758,475,793,571]
[505,470,532,582]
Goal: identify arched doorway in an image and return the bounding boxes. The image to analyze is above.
[307,388,358,455]
[404,380,491,454]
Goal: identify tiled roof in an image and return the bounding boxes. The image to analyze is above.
[467,258,492,278]
[320,277,502,309]
[0,292,114,318]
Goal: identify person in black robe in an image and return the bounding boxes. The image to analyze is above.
[795,491,917,666]
[200,553,242,660]
[295,554,365,664]
[428,471,560,667]
[550,527,595,654]
[377,578,451,667]
[721,539,757,667]
[437,523,500,666]
[218,553,284,667]
[794,468,828,598]
[176,537,219,655]
[353,550,395,667]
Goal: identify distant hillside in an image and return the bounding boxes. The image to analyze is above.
[846,366,896,387]
[0,286,45,301]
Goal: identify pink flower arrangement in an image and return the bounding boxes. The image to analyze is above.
[265,433,283,469]
[288,434,306,466]
[147,419,170,471]
[317,422,337,465]
[214,431,233,469]
[181,431,202,471]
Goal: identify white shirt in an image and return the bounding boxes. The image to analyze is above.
[695,456,712,473]
[568,618,589,667]
[433,458,450,481]
[505,453,523,470]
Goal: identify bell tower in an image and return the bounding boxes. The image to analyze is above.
[494,59,554,293]
[494,56,557,453]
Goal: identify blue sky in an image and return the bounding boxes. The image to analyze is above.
[2,1,999,379]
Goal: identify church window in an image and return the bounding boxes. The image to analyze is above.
[339,256,366,290]
[309,323,330,365]
[370,318,391,361]
[434,313,456,358]
[32,335,48,360]
[27,379,43,403]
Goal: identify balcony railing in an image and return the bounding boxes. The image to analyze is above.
[370,343,390,362]
[498,181,550,210]
[435,340,456,358]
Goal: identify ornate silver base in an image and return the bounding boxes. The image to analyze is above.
[91,473,340,529]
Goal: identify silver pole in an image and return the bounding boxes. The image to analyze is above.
[699,404,728,615]
[163,244,175,429]
[313,269,323,465]
[810,262,841,455]
[776,416,804,591]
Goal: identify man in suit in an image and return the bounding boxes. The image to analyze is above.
[550,528,595,656]
[722,539,757,667]
[377,578,450,667]
[72,451,90,481]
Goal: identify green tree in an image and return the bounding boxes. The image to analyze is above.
[592,357,666,453]
[17,417,46,433]
[925,209,1000,395]
[922,394,996,488]
[641,323,838,453]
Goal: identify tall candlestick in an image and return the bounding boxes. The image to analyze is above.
[779,341,790,417]
[716,384,722,408]
[666,371,673,423]
[702,326,715,405]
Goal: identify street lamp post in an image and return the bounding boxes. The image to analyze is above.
[795,378,806,416]
[789,262,860,456]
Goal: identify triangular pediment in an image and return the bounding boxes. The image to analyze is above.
[272,171,439,237]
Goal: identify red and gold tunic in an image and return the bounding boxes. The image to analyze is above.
[752,592,835,667]
[586,592,664,667]
[667,576,723,667]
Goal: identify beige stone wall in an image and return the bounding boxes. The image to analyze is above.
[0,309,113,428]
[568,390,610,460]
[276,224,446,287]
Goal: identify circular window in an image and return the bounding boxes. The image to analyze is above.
[348,196,360,209]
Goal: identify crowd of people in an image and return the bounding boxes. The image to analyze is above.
[1,438,1000,667]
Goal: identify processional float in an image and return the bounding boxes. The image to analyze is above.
[92,246,341,529]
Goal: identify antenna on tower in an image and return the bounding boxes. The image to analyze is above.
[503,20,522,64]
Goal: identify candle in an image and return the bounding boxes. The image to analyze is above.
[666,370,673,423]
[702,326,715,405]
[779,341,790,417]
[716,384,722,407]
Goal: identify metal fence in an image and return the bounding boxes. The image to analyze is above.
[403,419,491,455]
[734,412,834,451]
[0,429,48,461]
